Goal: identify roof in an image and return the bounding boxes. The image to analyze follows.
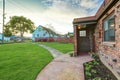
[73,0,118,24]
[73,16,97,24]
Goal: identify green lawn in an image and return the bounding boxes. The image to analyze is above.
[39,42,74,53]
[0,43,53,80]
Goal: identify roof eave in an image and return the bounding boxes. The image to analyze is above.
[73,0,119,25]
[97,0,119,20]
[73,20,97,25]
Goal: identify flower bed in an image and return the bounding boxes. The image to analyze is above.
[84,53,117,80]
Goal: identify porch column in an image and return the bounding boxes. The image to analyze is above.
[74,25,78,56]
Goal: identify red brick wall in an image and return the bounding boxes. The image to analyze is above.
[95,1,120,79]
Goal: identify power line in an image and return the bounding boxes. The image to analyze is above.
[7,0,40,19]
[7,0,27,13]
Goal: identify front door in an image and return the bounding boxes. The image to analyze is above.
[78,29,91,52]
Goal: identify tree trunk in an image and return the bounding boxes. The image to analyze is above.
[20,31,24,41]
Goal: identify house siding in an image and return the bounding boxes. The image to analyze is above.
[32,26,48,41]
[32,25,57,41]
[95,1,120,79]
[0,34,10,42]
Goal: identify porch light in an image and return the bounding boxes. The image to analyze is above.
[110,23,114,27]
[77,25,81,29]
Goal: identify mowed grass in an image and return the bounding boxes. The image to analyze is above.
[0,43,53,80]
[39,42,74,53]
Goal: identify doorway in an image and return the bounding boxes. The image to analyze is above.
[78,27,94,54]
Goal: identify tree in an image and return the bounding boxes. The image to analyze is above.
[6,16,35,38]
[4,24,12,37]
[43,26,60,37]
[43,24,61,37]
[65,32,74,38]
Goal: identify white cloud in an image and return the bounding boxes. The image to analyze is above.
[0,0,103,36]
[25,0,102,34]
[80,0,98,8]
[37,0,100,34]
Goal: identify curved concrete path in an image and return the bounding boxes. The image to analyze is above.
[36,45,93,80]
[39,44,63,58]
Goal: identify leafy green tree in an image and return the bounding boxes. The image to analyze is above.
[7,16,35,38]
[4,24,12,37]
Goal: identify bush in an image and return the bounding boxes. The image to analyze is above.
[69,52,74,57]
[84,53,117,80]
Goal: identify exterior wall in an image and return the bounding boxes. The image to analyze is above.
[0,34,2,40]
[95,1,120,79]
[0,34,10,41]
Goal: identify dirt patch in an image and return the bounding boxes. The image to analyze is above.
[84,55,117,80]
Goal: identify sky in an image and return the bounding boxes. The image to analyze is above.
[0,0,104,37]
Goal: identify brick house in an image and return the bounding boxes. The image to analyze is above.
[73,0,120,79]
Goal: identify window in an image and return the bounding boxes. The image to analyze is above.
[37,34,39,37]
[37,28,41,31]
[104,14,115,41]
[79,30,86,37]
[43,33,46,36]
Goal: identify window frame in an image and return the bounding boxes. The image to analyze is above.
[37,34,39,37]
[79,30,86,37]
[103,13,115,42]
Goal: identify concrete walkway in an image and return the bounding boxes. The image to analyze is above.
[39,44,63,58]
[36,45,93,80]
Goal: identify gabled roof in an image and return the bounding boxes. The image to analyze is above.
[36,25,43,30]
[73,0,118,24]
[32,25,43,33]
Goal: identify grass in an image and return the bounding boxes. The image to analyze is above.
[0,43,53,80]
[39,42,74,53]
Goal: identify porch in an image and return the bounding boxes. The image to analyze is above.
[73,16,97,56]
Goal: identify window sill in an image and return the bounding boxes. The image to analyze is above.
[102,42,116,47]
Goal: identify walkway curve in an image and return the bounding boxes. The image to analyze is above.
[36,50,93,80]
[39,44,63,58]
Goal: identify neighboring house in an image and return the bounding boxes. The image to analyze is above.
[32,25,57,41]
[73,0,120,79]
[0,33,10,42]
[66,32,74,38]
[0,33,2,41]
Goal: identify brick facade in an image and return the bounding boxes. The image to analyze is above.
[73,0,120,79]
[96,1,120,79]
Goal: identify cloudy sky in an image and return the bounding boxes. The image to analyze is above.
[0,0,104,36]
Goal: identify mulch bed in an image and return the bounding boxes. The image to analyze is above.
[84,54,117,80]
